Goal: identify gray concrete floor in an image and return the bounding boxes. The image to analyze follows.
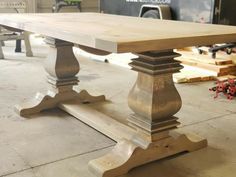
[0,37,235,177]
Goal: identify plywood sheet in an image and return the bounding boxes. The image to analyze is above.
[0,13,236,53]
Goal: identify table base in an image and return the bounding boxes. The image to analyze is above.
[14,37,207,177]
[60,100,207,177]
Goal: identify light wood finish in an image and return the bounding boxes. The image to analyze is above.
[23,31,33,57]
[89,133,207,177]
[176,57,236,75]
[15,37,105,116]
[173,65,216,83]
[0,13,236,53]
[59,49,207,177]
[1,13,236,177]
[176,50,234,65]
[59,101,145,143]
[60,100,207,177]
[174,50,236,81]
[217,75,236,81]
[128,51,183,141]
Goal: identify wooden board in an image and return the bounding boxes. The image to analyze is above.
[173,65,216,83]
[176,50,234,65]
[217,75,236,81]
[1,13,236,53]
[175,57,236,74]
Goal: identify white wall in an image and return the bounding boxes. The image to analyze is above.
[0,0,28,13]
[37,0,99,13]
[0,0,99,13]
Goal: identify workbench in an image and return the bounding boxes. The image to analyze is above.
[0,13,236,177]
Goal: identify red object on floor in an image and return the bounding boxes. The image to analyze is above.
[210,79,236,99]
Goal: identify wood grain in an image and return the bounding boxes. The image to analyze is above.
[0,13,236,53]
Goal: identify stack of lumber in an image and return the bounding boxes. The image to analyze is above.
[173,65,217,83]
[174,48,236,83]
[217,75,236,81]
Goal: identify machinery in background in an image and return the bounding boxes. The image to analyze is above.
[52,0,82,12]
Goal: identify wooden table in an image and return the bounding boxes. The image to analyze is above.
[1,13,236,177]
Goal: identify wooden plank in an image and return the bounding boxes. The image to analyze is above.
[176,50,233,65]
[176,57,236,73]
[173,65,216,83]
[217,75,236,81]
[174,72,215,83]
[58,101,148,143]
[1,13,236,53]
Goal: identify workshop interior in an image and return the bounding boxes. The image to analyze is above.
[0,1,235,177]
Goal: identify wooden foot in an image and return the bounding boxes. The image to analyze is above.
[15,37,105,117]
[89,132,207,177]
[15,87,105,117]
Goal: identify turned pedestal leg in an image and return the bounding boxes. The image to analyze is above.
[15,38,105,117]
[89,50,207,177]
[24,31,33,57]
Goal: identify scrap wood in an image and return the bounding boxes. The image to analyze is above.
[176,50,233,65]
[217,75,236,82]
[173,65,217,83]
[175,57,236,74]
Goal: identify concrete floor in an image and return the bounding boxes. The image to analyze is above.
[0,37,235,177]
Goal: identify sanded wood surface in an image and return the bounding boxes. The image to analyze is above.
[0,13,236,53]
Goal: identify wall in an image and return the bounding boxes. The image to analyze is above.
[0,0,31,13]
[0,0,99,13]
[27,0,37,12]
[37,0,99,13]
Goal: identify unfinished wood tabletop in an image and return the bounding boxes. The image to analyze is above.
[0,13,236,53]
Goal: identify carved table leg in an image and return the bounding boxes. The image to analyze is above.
[15,38,105,117]
[24,31,33,57]
[89,50,207,177]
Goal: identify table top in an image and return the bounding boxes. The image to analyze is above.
[1,13,236,53]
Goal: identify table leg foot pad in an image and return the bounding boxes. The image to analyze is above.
[15,89,105,117]
[88,132,207,177]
